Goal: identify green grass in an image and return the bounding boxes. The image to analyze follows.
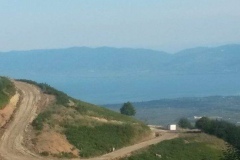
[65,124,141,157]
[123,134,224,160]
[0,77,15,109]
[75,101,141,123]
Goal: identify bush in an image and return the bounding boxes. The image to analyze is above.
[40,151,49,156]
[53,152,76,158]
[32,111,52,130]
[178,117,193,129]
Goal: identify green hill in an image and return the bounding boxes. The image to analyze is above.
[18,79,151,158]
[0,77,15,109]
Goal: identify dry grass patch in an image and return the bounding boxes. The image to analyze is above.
[180,132,227,150]
[35,131,79,157]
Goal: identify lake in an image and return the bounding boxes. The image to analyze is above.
[30,72,240,105]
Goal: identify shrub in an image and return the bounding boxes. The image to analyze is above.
[178,117,193,129]
[40,151,49,156]
[53,152,76,158]
[32,111,52,130]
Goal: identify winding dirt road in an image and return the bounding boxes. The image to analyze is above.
[0,81,44,160]
[0,81,178,160]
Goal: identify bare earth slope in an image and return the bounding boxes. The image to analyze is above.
[0,81,177,160]
[0,92,19,127]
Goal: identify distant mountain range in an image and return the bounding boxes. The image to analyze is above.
[0,44,240,78]
[1,44,240,104]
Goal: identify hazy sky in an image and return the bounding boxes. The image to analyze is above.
[0,0,240,52]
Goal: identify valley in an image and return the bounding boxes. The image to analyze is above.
[105,95,240,125]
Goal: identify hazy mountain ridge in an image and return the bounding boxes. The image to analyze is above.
[0,44,240,78]
[0,47,169,76]
[1,44,240,104]
[170,44,240,73]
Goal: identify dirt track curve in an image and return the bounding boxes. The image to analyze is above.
[0,81,178,160]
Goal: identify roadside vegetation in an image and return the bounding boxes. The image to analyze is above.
[18,79,151,158]
[122,133,225,160]
[0,77,15,109]
[196,117,240,159]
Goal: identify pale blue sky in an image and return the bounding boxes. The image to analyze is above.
[0,0,240,52]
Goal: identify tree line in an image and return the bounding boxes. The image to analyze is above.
[177,116,240,159]
[195,117,240,160]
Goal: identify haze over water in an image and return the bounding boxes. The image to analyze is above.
[33,73,240,104]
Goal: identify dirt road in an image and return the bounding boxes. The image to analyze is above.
[0,81,178,160]
[0,81,44,160]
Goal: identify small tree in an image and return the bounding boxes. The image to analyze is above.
[120,102,136,116]
[178,117,193,129]
[195,117,212,132]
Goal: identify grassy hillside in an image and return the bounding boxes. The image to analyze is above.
[0,77,15,109]
[18,79,150,158]
[123,133,226,160]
